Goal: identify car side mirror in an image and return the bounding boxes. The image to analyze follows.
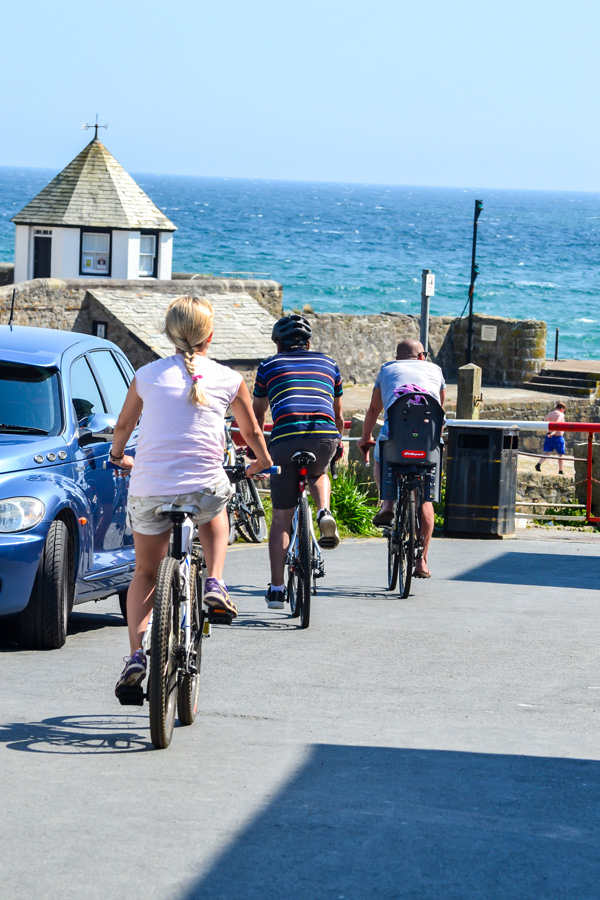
[78,413,116,446]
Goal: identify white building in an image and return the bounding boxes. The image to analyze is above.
[12,137,176,283]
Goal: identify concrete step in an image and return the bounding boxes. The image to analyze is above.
[542,367,600,381]
[524,381,597,398]
[530,374,595,389]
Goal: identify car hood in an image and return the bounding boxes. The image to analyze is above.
[0,434,71,475]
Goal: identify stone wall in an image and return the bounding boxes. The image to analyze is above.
[0,276,283,333]
[311,311,546,387]
[0,276,546,389]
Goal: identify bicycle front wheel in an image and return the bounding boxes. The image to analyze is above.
[398,492,416,599]
[178,545,203,727]
[298,496,312,629]
[148,556,181,749]
[236,478,267,543]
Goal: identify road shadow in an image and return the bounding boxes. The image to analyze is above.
[68,609,126,636]
[182,743,600,900]
[451,551,600,590]
[0,714,152,754]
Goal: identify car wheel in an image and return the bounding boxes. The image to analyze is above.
[118,590,128,624]
[16,520,72,650]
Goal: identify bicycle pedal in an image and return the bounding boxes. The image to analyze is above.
[207,609,233,626]
[116,685,145,707]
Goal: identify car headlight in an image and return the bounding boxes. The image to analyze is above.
[0,498,46,532]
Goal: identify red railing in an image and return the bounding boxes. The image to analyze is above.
[547,422,600,523]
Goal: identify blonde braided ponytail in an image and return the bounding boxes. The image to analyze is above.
[164,296,214,407]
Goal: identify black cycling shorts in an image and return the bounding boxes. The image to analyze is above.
[269,436,339,509]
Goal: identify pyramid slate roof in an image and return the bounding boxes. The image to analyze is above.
[12,139,176,231]
[88,288,276,363]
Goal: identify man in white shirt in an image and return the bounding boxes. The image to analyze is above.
[357,339,445,577]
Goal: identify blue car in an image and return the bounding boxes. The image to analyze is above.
[0,325,138,649]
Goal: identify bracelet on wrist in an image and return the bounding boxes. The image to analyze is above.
[110,452,124,462]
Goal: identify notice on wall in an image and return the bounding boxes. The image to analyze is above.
[481,325,498,342]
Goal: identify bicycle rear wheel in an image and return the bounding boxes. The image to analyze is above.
[398,492,416,599]
[148,556,181,749]
[236,478,267,543]
[178,545,203,726]
[298,496,312,629]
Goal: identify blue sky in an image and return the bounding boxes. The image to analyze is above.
[2,0,600,190]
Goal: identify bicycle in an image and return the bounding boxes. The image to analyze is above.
[285,451,327,629]
[386,469,425,598]
[116,498,230,750]
[223,418,268,544]
[378,391,444,599]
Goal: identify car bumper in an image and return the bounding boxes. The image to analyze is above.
[0,531,45,617]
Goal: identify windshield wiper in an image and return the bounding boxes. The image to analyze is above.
[0,424,49,435]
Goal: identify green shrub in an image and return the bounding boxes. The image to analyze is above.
[328,463,379,537]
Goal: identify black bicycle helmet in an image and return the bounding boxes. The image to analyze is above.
[271,314,312,347]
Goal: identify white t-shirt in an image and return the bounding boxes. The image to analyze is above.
[129,354,243,497]
[375,359,445,421]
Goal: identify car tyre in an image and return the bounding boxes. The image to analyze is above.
[17,520,72,650]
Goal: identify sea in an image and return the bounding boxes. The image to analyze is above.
[1,166,599,360]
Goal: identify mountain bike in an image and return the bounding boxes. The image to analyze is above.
[223,418,267,543]
[285,451,326,629]
[116,499,227,750]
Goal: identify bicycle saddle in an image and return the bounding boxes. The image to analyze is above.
[291,450,317,465]
[156,503,202,519]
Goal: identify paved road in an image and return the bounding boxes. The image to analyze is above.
[1,534,600,900]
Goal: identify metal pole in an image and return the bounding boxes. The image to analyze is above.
[554,327,559,361]
[466,199,483,364]
[420,269,430,352]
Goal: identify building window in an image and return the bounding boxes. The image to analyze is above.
[81,232,110,275]
[139,234,157,277]
[92,321,108,339]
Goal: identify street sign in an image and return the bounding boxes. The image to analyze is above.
[425,273,435,296]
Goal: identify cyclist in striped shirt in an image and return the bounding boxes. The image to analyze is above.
[253,315,344,608]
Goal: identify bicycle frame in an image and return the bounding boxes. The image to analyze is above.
[286,459,325,594]
[142,507,208,668]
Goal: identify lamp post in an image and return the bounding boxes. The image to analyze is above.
[466,199,483,364]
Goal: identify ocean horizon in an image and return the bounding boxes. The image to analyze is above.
[1,165,599,360]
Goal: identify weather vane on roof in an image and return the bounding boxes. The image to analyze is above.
[82,114,108,140]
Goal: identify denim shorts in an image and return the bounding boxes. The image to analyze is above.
[127,477,232,535]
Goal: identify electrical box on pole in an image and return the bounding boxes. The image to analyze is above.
[420,269,435,352]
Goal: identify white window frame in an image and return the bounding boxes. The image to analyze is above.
[139,234,157,277]
[81,232,111,275]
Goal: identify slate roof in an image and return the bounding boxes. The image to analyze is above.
[12,139,176,231]
[88,289,276,363]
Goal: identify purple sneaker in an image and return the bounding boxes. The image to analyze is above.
[115,650,147,697]
[204,577,238,617]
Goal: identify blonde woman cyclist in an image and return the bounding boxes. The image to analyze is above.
[110,296,272,698]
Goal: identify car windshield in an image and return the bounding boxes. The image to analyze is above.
[0,362,62,436]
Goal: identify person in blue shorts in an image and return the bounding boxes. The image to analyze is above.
[535,402,567,475]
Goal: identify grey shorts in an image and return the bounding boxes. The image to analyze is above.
[128,478,232,535]
[269,436,339,509]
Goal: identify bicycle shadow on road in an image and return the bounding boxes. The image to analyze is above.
[0,713,152,754]
[181,743,600,900]
[450,551,600,590]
